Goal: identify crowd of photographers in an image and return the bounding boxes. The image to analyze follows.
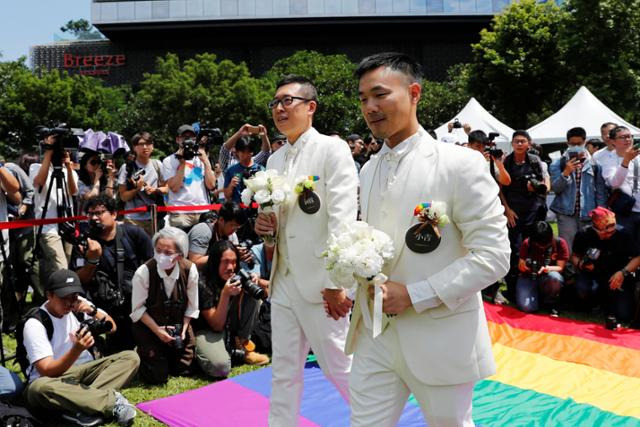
[0,118,638,424]
[448,121,640,330]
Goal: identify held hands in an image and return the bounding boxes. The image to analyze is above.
[321,289,352,320]
[255,212,277,237]
[367,280,412,315]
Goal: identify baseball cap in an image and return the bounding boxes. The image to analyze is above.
[45,269,84,298]
[176,124,196,136]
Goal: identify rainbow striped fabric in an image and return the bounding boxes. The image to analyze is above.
[138,302,640,426]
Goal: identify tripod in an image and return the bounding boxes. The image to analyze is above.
[32,157,74,269]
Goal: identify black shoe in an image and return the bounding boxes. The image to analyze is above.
[550,308,559,318]
[61,412,103,427]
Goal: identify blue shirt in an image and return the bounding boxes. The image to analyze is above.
[223,162,265,203]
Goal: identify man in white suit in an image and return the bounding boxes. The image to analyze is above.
[255,75,358,426]
[346,53,510,426]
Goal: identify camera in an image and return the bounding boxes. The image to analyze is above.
[452,119,463,129]
[521,174,547,195]
[236,239,255,269]
[568,151,587,164]
[484,132,503,158]
[180,139,198,161]
[36,123,84,166]
[198,126,224,147]
[526,258,542,280]
[166,324,184,350]
[235,168,258,181]
[580,248,601,270]
[77,317,113,337]
[233,269,267,300]
[60,219,105,249]
[229,348,246,366]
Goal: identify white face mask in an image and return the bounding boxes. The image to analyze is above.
[155,252,178,270]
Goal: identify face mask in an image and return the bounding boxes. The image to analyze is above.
[155,252,178,270]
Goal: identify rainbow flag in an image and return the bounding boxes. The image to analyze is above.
[138,303,640,426]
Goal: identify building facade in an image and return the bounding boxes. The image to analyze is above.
[31,0,533,85]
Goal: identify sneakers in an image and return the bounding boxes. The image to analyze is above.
[113,391,137,426]
[61,412,103,427]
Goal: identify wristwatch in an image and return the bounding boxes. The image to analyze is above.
[621,267,631,278]
[87,258,100,265]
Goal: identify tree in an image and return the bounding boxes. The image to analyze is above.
[418,64,471,131]
[467,0,570,128]
[561,0,640,123]
[134,53,272,153]
[262,51,365,136]
[60,19,104,40]
[0,62,127,156]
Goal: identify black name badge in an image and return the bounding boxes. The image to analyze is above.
[299,190,321,214]
[405,223,441,253]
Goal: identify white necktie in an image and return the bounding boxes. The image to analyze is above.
[381,150,403,191]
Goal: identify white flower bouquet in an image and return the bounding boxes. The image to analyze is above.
[241,169,290,244]
[323,221,395,337]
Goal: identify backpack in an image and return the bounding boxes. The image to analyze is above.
[15,308,83,380]
[0,401,38,427]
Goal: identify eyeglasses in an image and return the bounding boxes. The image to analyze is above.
[268,96,313,110]
[87,209,107,218]
[512,139,529,145]
[89,159,101,166]
[136,141,153,147]
[615,134,633,140]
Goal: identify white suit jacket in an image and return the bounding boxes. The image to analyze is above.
[345,129,510,385]
[267,127,359,304]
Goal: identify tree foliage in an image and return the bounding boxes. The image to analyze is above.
[467,0,570,128]
[60,19,104,40]
[560,0,640,123]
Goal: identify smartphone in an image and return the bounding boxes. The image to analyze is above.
[247,125,260,134]
[634,142,640,150]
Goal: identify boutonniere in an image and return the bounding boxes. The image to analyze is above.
[294,175,321,214]
[405,201,450,253]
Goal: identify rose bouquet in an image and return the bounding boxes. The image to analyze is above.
[241,169,290,244]
[323,221,395,337]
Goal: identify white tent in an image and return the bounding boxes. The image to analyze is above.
[435,97,514,152]
[527,86,640,144]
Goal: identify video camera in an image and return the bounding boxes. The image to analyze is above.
[198,126,224,146]
[233,269,267,300]
[521,174,547,195]
[484,132,503,159]
[77,316,113,337]
[179,138,198,161]
[35,123,83,165]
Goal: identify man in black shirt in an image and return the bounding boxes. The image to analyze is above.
[571,207,640,325]
[72,194,154,353]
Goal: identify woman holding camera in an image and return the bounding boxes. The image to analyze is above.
[193,240,268,378]
[77,151,116,214]
[130,227,199,384]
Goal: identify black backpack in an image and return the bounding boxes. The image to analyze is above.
[0,402,38,427]
[15,308,82,380]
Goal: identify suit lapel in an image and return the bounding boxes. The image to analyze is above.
[360,155,382,222]
[388,134,437,273]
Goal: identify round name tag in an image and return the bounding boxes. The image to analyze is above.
[299,190,321,214]
[405,223,441,253]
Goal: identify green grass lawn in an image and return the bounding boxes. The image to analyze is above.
[0,331,267,426]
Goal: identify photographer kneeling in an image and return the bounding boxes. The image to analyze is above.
[130,227,199,384]
[193,240,268,378]
[516,221,569,313]
[21,269,139,426]
[72,194,153,354]
[571,207,640,326]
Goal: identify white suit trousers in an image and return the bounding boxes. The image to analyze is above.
[268,272,352,427]
[350,322,476,427]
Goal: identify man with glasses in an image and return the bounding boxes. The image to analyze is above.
[501,130,550,302]
[571,207,640,327]
[71,194,153,353]
[601,125,640,248]
[255,75,358,426]
[117,132,167,236]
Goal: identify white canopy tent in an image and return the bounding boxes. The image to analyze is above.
[435,97,514,152]
[527,86,640,144]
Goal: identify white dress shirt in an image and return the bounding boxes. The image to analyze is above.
[130,261,200,322]
[602,153,640,212]
[371,130,442,312]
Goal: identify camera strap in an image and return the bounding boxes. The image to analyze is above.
[633,159,639,196]
[115,226,125,296]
